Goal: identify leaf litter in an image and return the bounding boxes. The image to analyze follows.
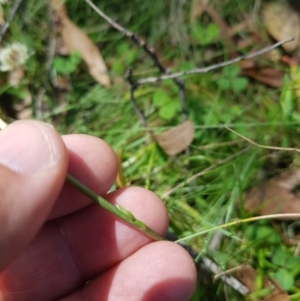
[49,0,111,87]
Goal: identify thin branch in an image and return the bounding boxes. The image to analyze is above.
[84,0,187,120]
[161,147,250,199]
[124,67,148,127]
[201,257,250,296]
[136,38,293,85]
[166,232,250,296]
[224,125,300,153]
[0,0,24,42]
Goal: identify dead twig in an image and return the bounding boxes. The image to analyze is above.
[136,38,293,85]
[124,67,147,128]
[84,0,188,121]
[224,125,300,153]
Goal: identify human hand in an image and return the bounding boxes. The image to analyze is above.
[0,120,196,301]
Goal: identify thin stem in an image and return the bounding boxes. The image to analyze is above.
[136,38,293,84]
[124,67,148,127]
[224,125,300,153]
[66,174,165,241]
[176,213,300,243]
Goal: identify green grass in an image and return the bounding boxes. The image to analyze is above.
[1,0,300,300]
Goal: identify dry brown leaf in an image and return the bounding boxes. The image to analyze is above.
[154,120,194,155]
[241,67,284,88]
[236,266,289,301]
[262,2,300,53]
[50,1,111,87]
[242,165,300,219]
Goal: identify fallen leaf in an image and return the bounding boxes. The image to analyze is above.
[50,1,111,87]
[262,2,300,53]
[236,266,289,301]
[154,120,194,155]
[242,165,300,219]
[241,67,284,88]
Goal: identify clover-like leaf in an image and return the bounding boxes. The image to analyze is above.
[153,90,171,106]
[159,102,177,120]
[232,77,248,92]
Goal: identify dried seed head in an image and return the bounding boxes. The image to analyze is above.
[0,42,29,71]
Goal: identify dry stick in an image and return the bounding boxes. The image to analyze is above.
[0,0,24,42]
[124,67,148,127]
[84,0,187,121]
[224,125,300,153]
[166,231,250,296]
[161,147,250,199]
[136,38,293,84]
[200,257,250,296]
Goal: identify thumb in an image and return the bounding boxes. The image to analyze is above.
[0,121,68,270]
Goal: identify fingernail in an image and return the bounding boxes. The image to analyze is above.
[0,121,60,173]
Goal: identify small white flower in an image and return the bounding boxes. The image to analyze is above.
[0,42,29,71]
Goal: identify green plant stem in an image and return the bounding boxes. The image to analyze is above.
[176,213,300,243]
[66,174,165,241]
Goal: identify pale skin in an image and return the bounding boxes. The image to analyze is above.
[0,120,196,301]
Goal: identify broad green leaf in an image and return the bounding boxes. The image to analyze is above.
[217,78,231,90]
[191,23,219,46]
[285,255,300,270]
[153,90,171,106]
[232,77,248,92]
[271,246,287,267]
[54,51,82,75]
[159,102,177,120]
[223,65,240,78]
[273,269,294,291]
[255,226,274,241]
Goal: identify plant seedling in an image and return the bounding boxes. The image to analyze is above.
[153,89,181,120]
[53,50,82,75]
[217,65,248,92]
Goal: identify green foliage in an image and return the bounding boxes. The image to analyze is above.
[111,42,138,73]
[152,89,181,120]
[244,223,300,293]
[53,51,82,74]
[273,269,294,291]
[191,23,219,46]
[217,65,249,92]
